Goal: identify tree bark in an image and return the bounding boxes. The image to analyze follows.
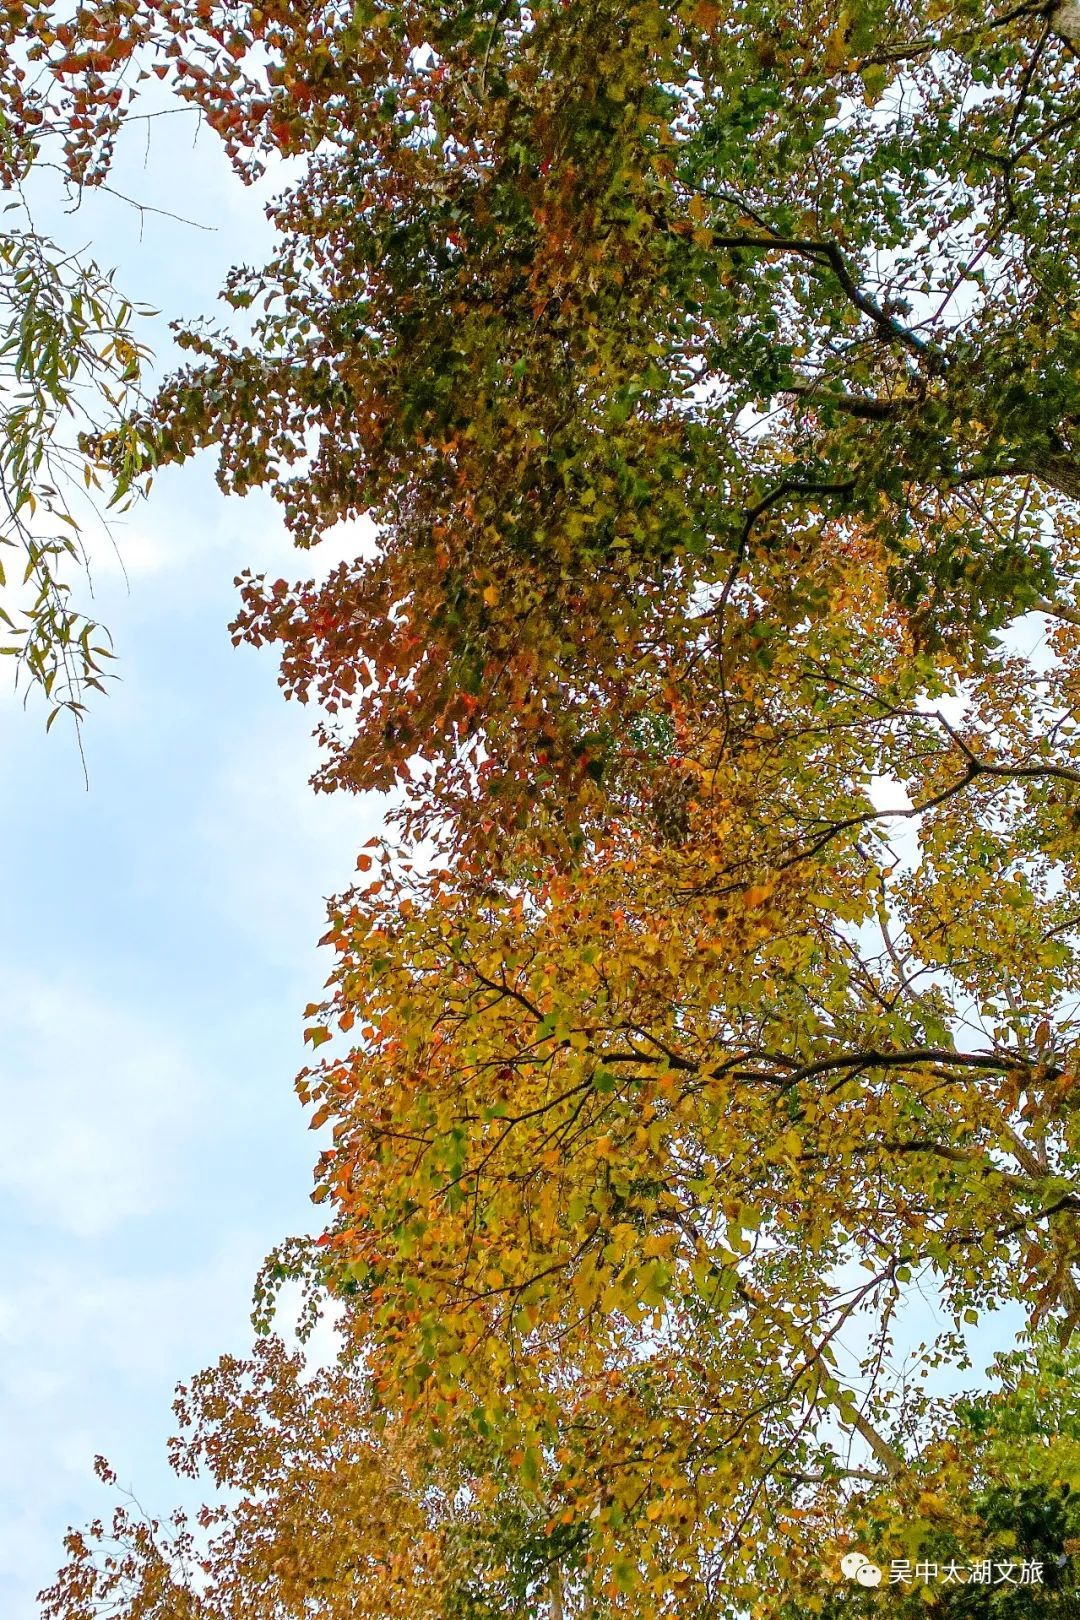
[784,383,1080,503]
[1018,448,1080,503]
[549,1563,565,1620]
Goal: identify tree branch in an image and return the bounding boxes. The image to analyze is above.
[1033,596,1080,628]
[704,227,934,357]
[785,382,901,420]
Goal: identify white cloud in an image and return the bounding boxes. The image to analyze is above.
[0,969,202,1238]
[82,467,379,591]
[194,701,388,974]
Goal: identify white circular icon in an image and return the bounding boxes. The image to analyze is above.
[841,1551,883,1586]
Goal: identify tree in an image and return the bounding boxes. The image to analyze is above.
[36,0,1080,1613]
[799,1328,1080,1620]
[38,1332,617,1620]
[35,1328,1080,1619]
[0,2,153,727]
[126,0,1080,836]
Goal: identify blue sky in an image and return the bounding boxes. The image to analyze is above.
[0,107,379,1613]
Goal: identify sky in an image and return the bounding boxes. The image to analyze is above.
[0,103,379,1614]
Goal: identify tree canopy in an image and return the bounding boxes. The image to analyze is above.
[23,0,1080,1614]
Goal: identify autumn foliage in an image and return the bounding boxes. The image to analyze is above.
[21,0,1080,1614]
